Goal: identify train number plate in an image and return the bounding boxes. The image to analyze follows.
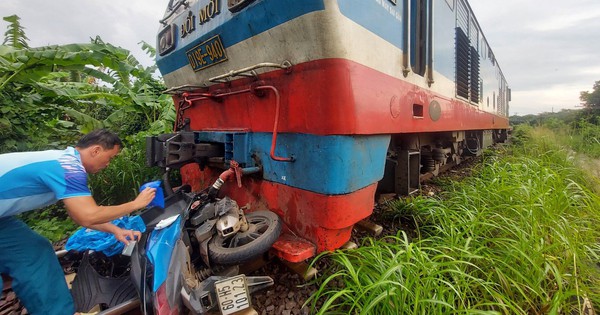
[214,274,251,315]
[186,35,228,72]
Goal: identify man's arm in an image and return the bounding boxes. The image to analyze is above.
[63,187,156,227]
[88,222,142,245]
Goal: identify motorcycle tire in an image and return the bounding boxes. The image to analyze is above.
[208,210,282,265]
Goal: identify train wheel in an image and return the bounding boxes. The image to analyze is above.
[208,211,282,265]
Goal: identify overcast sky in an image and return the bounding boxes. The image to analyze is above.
[1,0,599,116]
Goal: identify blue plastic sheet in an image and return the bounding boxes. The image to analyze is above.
[65,216,146,256]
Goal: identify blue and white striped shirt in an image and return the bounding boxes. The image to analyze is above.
[0,147,91,218]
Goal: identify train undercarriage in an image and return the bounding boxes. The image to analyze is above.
[379,129,508,195]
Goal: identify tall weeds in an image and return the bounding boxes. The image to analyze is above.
[307,127,600,314]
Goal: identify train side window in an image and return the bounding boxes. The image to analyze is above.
[228,0,256,12]
[410,0,428,76]
[481,39,486,57]
[167,0,176,11]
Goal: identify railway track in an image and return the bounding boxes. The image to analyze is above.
[0,288,26,315]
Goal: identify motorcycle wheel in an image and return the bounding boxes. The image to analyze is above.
[208,210,282,265]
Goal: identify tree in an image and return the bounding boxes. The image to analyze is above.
[578,80,600,124]
[2,15,29,48]
[580,80,600,109]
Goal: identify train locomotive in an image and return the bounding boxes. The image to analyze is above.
[149,0,510,263]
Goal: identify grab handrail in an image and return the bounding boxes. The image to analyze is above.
[209,61,292,83]
[175,83,294,162]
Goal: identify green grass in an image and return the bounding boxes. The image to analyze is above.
[307,126,600,314]
[536,119,600,158]
[569,121,600,158]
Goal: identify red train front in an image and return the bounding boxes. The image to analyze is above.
[152,0,510,262]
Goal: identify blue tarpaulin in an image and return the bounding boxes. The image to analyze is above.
[65,216,146,256]
[140,180,165,208]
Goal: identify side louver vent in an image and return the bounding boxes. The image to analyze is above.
[456,27,470,100]
[455,27,481,104]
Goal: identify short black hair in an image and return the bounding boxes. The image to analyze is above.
[76,129,123,150]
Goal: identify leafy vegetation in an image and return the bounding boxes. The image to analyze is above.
[509,109,580,127]
[517,114,600,159]
[1,15,174,241]
[568,121,600,158]
[19,205,79,242]
[0,34,173,152]
[511,82,600,158]
[2,15,28,48]
[307,126,600,314]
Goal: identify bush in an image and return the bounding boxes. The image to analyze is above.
[308,126,600,314]
[572,120,600,157]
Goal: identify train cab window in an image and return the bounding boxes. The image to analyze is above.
[410,0,429,76]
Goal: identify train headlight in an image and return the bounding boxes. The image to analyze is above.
[227,0,255,12]
[158,24,177,56]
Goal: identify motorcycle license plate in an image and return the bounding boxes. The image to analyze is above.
[214,274,251,314]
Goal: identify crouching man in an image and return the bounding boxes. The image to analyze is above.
[0,129,156,315]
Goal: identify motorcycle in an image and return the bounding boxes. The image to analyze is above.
[67,162,282,315]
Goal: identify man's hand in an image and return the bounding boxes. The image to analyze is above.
[134,187,157,209]
[86,222,142,245]
[112,227,142,245]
